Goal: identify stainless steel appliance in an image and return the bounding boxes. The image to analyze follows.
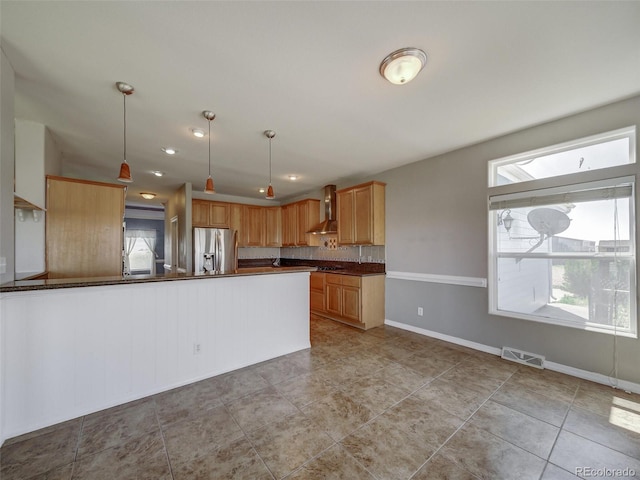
[193,228,238,274]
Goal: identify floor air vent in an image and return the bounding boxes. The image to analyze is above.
[501,347,545,369]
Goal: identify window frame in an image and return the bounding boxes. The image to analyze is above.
[488,128,638,338]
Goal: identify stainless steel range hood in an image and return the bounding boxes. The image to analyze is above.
[307,185,338,234]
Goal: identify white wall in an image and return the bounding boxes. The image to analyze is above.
[379,95,640,384]
[0,49,15,284]
[0,272,311,442]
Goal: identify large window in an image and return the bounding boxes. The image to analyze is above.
[488,128,637,337]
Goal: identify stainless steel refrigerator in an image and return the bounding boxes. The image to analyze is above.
[193,228,238,274]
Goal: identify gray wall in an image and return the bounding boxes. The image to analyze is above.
[378,95,640,384]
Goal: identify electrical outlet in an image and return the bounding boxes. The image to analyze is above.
[417,307,424,316]
[193,343,201,355]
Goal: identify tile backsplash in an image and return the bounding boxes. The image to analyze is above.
[238,242,385,264]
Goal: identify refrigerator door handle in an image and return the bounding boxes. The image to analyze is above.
[215,230,221,274]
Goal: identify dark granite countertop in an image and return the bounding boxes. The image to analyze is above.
[0,266,316,293]
[240,258,386,277]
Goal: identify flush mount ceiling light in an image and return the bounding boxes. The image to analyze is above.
[116,82,134,183]
[191,128,205,138]
[264,130,276,199]
[288,175,298,181]
[379,47,427,85]
[151,170,164,177]
[203,110,216,194]
[258,188,265,193]
[140,193,156,200]
[161,147,177,155]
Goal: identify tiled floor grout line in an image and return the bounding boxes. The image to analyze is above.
[538,382,581,480]
[406,368,517,480]
[153,399,176,480]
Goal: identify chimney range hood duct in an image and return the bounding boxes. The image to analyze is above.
[307,185,338,234]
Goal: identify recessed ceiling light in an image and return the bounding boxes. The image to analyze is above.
[288,175,298,181]
[258,188,265,193]
[162,147,177,155]
[192,128,205,138]
[140,193,156,200]
[151,171,164,177]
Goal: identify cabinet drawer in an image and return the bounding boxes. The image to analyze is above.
[341,275,361,287]
[326,273,342,285]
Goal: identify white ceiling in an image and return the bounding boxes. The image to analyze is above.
[2,1,639,205]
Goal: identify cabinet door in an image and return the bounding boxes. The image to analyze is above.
[46,177,125,278]
[326,284,342,317]
[354,185,373,244]
[282,204,297,246]
[296,202,310,246]
[209,202,230,228]
[341,286,361,323]
[310,291,325,312]
[337,190,355,245]
[229,203,244,245]
[192,200,210,227]
[242,205,265,247]
[264,206,282,247]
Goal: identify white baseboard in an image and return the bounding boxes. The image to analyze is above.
[384,319,640,395]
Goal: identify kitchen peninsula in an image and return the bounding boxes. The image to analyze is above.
[0,267,313,442]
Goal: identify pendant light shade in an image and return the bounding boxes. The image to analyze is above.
[264,130,276,199]
[202,111,216,194]
[116,82,134,183]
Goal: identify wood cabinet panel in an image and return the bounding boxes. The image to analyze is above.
[282,199,319,247]
[192,200,210,227]
[192,200,230,228]
[209,202,230,228]
[46,176,125,279]
[265,206,282,247]
[336,181,385,246]
[341,286,361,322]
[310,272,384,330]
[326,284,342,316]
[242,205,265,247]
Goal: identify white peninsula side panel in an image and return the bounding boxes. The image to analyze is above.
[0,272,310,441]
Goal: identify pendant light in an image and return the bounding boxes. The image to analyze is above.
[202,110,216,194]
[264,130,276,199]
[116,82,134,183]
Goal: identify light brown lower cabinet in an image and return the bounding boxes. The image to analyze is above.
[311,272,385,330]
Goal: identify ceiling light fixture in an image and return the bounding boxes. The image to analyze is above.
[264,130,276,199]
[191,128,205,138]
[161,147,177,155]
[379,47,427,85]
[151,171,164,177]
[288,175,298,181]
[203,111,216,194]
[140,193,156,200]
[116,82,134,183]
[258,188,265,193]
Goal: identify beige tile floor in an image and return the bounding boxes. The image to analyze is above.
[2,316,640,479]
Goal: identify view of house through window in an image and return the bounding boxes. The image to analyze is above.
[124,229,157,275]
[488,128,636,337]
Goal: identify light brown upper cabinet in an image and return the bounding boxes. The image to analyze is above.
[337,181,385,246]
[46,176,125,279]
[282,199,320,247]
[192,200,230,228]
[264,206,282,247]
[242,205,266,247]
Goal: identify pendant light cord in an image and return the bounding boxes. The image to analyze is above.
[208,119,212,177]
[269,137,272,184]
[123,93,127,163]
